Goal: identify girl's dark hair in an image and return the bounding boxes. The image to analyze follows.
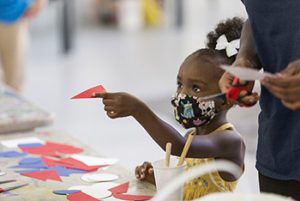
[184,17,244,72]
[206,17,244,64]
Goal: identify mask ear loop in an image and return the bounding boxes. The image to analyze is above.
[213,96,228,113]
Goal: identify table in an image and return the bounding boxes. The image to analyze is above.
[0,87,54,134]
[0,130,156,201]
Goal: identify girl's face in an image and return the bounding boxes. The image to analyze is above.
[176,57,221,98]
[172,56,225,129]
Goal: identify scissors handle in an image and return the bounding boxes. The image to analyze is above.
[226,77,254,107]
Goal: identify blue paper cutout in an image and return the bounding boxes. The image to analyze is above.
[50,166,86,176]
[18,143,43,148]
[0,151,27,158]
[53,190,81,195]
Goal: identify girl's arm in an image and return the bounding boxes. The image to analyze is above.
[95,92,244,162]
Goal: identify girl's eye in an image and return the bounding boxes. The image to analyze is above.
[192,85,201,93]
[177,82,183,89]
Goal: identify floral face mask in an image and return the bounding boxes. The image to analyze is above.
[171,93,217,129]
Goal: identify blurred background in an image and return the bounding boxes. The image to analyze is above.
[21,0,259,193]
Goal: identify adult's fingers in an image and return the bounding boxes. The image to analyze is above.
[263,79,300,102]
[281,60,300,76]
[262,75,300,89]
[219,72,234,93]
[239,93,259,106]
[282,100,300,111]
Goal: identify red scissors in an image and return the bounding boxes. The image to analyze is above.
[0,180,28,193]
[199,77,256,107]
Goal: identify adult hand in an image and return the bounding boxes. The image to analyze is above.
[23,0,48,19]
[219,57,259,106]
[262,60,300,110]
[94,92,143,119]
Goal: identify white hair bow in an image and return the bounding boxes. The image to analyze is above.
[215,34,240,57]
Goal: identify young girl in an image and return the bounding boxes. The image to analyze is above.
[96,17,248,200]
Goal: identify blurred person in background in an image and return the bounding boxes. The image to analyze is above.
[0,0,47,91]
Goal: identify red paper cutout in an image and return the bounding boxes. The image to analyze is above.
[67,192,100,201]
[20,141,83,157]
[109,182,152,201]
[41,157,105,172]
[113,194,152,201]
[60,158,104,171]
[46,142,83,154]
[41,157,73,167]
[71,85,106,99]
[20,146,60,157]
[109,182,129,194]
[21,170,62,181]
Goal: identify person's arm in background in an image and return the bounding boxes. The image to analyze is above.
[23,0,48,19]
[219,19,260,105]
[262,60,300,110]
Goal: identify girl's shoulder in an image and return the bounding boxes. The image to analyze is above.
[209,123,245,149]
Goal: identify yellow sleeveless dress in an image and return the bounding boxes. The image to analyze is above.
[183,123,238,201]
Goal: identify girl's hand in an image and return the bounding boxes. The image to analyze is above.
[262,60,300,110]
[94,92,143,119]
[219,58,259,106]
[135,161,155,185]
[23,0,48,19]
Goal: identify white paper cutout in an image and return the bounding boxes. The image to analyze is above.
[221,65,273,81]
[81,173,119,183]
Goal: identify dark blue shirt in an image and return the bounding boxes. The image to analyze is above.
[244,0,300,180]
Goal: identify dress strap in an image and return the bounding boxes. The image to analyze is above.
[214,123,234,132]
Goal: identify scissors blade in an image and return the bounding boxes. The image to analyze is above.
[0,180,16,184]
[4,183,28,192]
[198,93,226,102]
